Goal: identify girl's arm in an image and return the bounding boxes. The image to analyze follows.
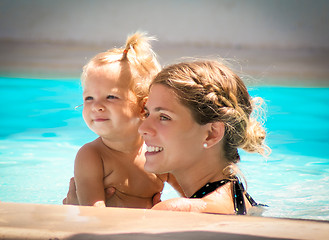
[74,144,106,207]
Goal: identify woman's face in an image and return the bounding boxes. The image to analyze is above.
[139,84,209,174]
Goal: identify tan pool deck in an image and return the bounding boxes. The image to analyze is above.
[0,202,328,240]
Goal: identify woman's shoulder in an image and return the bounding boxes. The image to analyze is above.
[201,184,236,214]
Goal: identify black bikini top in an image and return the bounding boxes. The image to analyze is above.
[190,177,265,215]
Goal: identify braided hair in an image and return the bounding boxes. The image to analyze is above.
[151,60,270,168]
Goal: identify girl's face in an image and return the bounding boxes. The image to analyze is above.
[139,84,209,174]
[82,63,142,141]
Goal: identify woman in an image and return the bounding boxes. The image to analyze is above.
[139,59,270,214]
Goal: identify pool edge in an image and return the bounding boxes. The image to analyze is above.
[0,202,328,240]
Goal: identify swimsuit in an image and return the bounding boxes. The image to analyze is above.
[190,177,267,215]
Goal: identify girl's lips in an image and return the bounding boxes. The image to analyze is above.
[93,118,109,122]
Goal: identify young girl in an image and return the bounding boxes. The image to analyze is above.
[140,60,270,214]
[71,32,165,208]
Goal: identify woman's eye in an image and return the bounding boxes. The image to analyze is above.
[160,114,171,121]
[107,95,118,100]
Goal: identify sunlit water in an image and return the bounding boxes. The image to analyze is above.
[0,77,328,221]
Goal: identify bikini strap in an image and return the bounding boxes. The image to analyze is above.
[245,191,269,208]
[232,177,247,215]
[190,177,267,215]
[190,179,231,198]
[245,191,258,206]
[233,177,268,215]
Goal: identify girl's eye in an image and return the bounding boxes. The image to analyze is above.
[160,114,171,121]
[107,95,118,100]
[84,96,93,101]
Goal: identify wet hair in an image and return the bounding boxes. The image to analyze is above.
[81,31,161,102]
[151,60,270,166]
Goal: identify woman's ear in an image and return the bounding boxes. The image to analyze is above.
[204,121,225,148]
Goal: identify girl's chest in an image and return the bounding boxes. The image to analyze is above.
[102,157,164,197]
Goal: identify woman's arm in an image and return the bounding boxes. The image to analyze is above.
[152,185,235,214]
[152,197,207,212]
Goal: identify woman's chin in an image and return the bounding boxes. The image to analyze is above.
[144,163,161,174]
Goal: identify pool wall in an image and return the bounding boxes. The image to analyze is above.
[0,202,328,240]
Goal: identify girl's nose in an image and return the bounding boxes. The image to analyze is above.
[92,102,105,112]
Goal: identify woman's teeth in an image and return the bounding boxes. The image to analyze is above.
[146,146,163,153]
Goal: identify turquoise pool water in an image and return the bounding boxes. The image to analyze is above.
[0,77,328,220]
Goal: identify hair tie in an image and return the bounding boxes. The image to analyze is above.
[122,49,129,60]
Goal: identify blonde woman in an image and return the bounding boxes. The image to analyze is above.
[140,60,270,214]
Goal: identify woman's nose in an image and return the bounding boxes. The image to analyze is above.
[138,118,155,137]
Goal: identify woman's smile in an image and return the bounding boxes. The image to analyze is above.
[145,145,164,153]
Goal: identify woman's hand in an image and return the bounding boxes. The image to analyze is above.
[63,177,116,206]
[152,192,162,206]
[62,177,163,208]
[63,177,79,205]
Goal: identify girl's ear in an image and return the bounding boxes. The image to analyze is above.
[204,121,225,148]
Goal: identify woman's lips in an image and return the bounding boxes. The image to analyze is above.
[145,145,163,156]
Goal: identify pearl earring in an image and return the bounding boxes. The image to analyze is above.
[203,143,208,148]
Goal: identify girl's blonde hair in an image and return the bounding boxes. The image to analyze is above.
[81,31,161,102]
[152,60,270,166]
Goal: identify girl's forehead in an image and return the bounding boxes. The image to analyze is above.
[84,63,133,88]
